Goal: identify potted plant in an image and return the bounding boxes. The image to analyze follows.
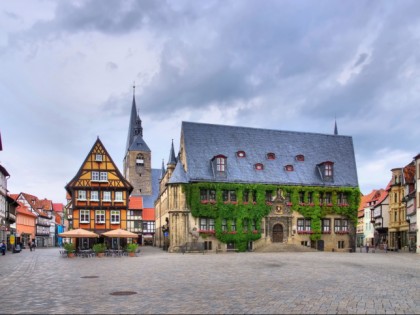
[64,243,76,258]
[92,243,107,257]
[125,243,139,257]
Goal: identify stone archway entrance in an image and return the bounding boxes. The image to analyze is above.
[272,224,283,243]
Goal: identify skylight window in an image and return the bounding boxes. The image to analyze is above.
[267,153,276,160]
[296,154,305,161]
[236,151,246,158]
[255,163,264,170]
[285,165,294,171]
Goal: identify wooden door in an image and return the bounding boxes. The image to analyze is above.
[272,224,283,243]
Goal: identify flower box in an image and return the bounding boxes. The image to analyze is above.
[228,231,237,234]
[266,202,273,206]
[297,230,313,235]
[286,202,292,206]
[198,230,215,234]
[200,200,209,204]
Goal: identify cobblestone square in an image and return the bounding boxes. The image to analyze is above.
[0,247,418,314]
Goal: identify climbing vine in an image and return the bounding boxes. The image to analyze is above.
[184,183,360,251]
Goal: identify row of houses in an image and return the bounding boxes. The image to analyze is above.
[357,156,419,253]
[0,133,67,250]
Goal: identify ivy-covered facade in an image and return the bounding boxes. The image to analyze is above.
[155,121,360,253]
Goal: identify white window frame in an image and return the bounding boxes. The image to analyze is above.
[80,210,90,223]
[77,190,87,200]
[110,210,120,224]
[115,191,123,202]
[95,154,103,162]
[103,191,111,202]
[90,191,99,201]
[100,172,108,182]
[91,171,99,181]
[95,210,105,224]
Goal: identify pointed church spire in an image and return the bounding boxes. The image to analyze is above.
[167,139,177,166]
[160,159,166,180]
[126,83,144,152]
[334,118,338,135]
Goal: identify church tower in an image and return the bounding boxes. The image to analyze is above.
[123,86,152,195]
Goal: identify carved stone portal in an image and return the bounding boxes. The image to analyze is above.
[266,190,293,243]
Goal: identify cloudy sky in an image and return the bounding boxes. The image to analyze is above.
[0,0,419,204]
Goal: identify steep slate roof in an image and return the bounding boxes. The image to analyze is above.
[0,164,9,177]
[168,160,189,184]
[179,121,359,187]
[142,169,161,208]
[128,134,151,152]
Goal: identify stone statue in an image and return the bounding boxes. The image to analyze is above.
[190,227,199,242]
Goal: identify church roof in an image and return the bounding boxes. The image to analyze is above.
[179,121,359,187]
[128,134,151,152]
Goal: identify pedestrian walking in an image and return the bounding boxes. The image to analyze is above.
[28,240,32,251]
[0,240,6,255]
[384,243,387,253]
[366,243,369,253]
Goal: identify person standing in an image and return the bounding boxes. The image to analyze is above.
[0,240,6,255]
[366,243,369,253]
[28,240,32,252]
[384,242,387,253]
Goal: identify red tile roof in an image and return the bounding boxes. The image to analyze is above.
[53,203,64,212]
[142,208,155,221]
[16,202,37,218]
[129,196,143,209]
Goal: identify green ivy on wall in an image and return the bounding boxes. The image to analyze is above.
[184,183,360,251]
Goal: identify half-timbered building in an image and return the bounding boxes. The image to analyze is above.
[65,137,133,248]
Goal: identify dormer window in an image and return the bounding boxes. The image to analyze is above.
[95,154,103,162]
[136,154,144,166]
[216,156,226,172]
[236,151,246,158]
[255,163,264,170]
[211,154,227,177]
[285,165,294,171]
[317,161,334,181]
[325,163,333,177]
[296,154,305,161]
[267,153,276,160]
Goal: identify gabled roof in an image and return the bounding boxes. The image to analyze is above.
[16,202,37,218]
[142,208,155,221]
[65,137,133,194]
[179,121,359,187]
[53,203,64,212]
[129,196,143,209]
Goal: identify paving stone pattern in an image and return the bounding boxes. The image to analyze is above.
[0,247,418,314]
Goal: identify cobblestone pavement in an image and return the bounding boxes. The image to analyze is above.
[0,246,418,314]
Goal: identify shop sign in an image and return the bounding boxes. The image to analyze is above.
[9,235,15,245]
